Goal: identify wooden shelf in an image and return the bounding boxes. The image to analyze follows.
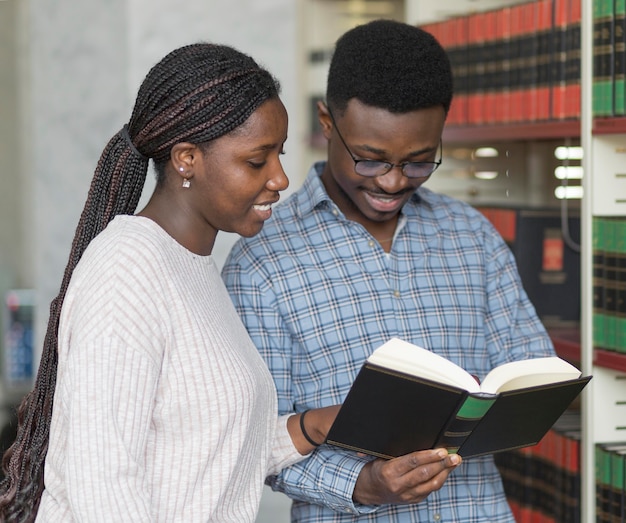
[443,120,580,144]
[594,349,626,373]
[592,117,626,135]
[549,329,626,374]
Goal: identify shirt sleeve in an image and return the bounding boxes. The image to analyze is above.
[481,219,557,367]
[222,257,379,515]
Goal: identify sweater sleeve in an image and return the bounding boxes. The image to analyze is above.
[56,228,167,521]
[265,414,308,477]
[62,335,160,521]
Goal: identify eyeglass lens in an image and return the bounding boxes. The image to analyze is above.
[355,159,440,178]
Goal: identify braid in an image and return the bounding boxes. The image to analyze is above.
[0,41,280,521]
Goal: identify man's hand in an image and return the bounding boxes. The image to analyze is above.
[353,448,461,505]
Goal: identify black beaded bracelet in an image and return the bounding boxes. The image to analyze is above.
[299,409,323,447]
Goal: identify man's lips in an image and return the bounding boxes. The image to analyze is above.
[363,191,407,213]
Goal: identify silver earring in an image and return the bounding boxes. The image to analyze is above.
[179,166,190,188]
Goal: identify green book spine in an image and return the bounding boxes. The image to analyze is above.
[593,0,615,116]
[615,218,626,353]
[596,443,613,523]
[614,0,626,115]
[594,217,607,349]
[605,218,619,351]
[611,450,624,523]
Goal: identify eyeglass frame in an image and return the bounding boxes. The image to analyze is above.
[327,107,443,179]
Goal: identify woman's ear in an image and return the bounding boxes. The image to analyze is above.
[170,142,197,185]
[317,101,333,140]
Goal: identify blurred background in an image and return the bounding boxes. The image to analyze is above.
[0,0,555,520]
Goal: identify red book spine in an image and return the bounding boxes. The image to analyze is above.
[536,0,554,121]
[509,2,526,122]
[436,19,460,125]
[467,11,485,125]
[483,9,499,124]
[565,0,582,119]
[522,1,539,122]
[552,0,569,119]
[496,6,512,124]
[455,16,470,125]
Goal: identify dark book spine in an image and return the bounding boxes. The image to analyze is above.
[435,394,496,452]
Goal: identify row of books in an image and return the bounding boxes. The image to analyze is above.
[593,0,626,118]
[476,205,581,328]
[592,216,626,353]
[596,441,626,522]
[494,409,581,522]
[420,0,581,126]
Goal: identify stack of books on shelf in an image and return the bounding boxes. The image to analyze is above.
[595,441,626,522]
[494,409,582,522]
[593,216,626,354]
[420,0,582,127]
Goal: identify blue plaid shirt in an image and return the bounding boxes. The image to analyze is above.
[222,162,555,522]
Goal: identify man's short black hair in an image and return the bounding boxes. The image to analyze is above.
[326,19,453,115]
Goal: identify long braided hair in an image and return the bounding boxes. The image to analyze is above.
[0,42,280,522]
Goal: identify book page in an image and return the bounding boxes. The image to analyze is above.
[479,357,582,394]
[367,338,481,392]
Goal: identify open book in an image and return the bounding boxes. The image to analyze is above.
[326,338,591,459]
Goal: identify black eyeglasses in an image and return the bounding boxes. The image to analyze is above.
[328,108,443,179]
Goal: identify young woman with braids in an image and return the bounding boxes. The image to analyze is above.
[0,42,339,522]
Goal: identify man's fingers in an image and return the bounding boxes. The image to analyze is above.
[389,448,460,476]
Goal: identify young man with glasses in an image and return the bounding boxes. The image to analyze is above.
[222,19,555,523]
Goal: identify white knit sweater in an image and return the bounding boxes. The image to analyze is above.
[37,216,303,522]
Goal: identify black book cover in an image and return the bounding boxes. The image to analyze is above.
[326,363,590,459]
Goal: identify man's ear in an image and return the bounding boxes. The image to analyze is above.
[317,100,333,140]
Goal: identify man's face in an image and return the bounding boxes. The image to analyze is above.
[318,99,446,232]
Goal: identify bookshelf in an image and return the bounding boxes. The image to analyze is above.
[444,121,580,143]
[582,0,626,516]
[420,0,626,520]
